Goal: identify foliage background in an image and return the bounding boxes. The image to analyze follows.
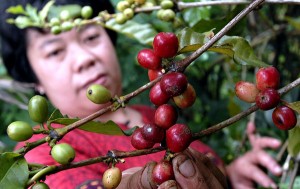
[0,0,300,175]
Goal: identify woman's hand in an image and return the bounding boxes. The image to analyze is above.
[119,148,227,189]
[226,121,282,189]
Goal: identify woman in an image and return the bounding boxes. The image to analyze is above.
[0,0,281,188]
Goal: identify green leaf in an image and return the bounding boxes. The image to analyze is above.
[50,118,125,136]
[39,0,55,23]
[285,101,300,114]
[25,4,41,24]
[288,126,300,157]
[177,28,269,67]
[285,16,300,30]
[48,109,65,122]
[6,5,27,15]
[0,152,29,189]
[105,19,157,46]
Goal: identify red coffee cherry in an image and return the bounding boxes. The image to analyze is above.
[153,32,179,58]
[152,160,175,186]
[148,68,164,81]
[235,81,259,103]
[141,123,165,143]
[149,82,170,106]
[160,72,188,97]
[131,128,155,150]
[256,66,280,91]
[173,83,196,108]
[137,49,162,70]
[255,88,280,110]
[166,123,192,153]
[154,104,178,129]
[272,105,297,130]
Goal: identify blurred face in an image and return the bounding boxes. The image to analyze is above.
[26,25,121,118]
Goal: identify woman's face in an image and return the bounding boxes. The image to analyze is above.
[26,25,122,118]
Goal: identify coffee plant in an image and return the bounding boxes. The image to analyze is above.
[1,0,300,188]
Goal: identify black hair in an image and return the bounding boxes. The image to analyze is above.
[0,0,117,83]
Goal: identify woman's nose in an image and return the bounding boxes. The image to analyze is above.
[72,45,96,72]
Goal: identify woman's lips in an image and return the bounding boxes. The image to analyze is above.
[82,74,108,90]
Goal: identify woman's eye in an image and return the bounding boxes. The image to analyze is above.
[85,34,100,43]
[47,48,64,58]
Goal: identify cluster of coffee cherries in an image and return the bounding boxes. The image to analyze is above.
[131,32,197,186]
[235,66,298,130]
[156,0,176,22]
[49,5,93,34]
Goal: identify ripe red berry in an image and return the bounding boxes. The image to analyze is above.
[153,32,179,58]
[255,88,280,110]
[166,123,192,153]
[173,83,196,108]
[131,128,155,150]
[152,160,175,185]
[256,66,280,91]
[160,72,188,97]
[148,68,164,81]
[272,105,297,130]
[154,104,178,129]
[141,123,165,143]
[149,82,170,106]
[137,49,162,70]
[235,81,259,103]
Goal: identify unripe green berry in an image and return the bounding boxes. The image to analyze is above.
[60,10,71,21]
[49,17,60,26]
[51,143,75,165]
[7,121,33,142]
[31,182,50,189]
[126,0,135,5]
[61,21,73,31]
[86,84,112,104]
[156,9,165,20]
[74,18,83,26]
[161,9,175,22]
[123,8,134,20]
[28,95,49,123]
[115,13,127,24]
[117,1,130,12]
[160,0,174,9]
[81,6,93,19]
[51,25,62,35]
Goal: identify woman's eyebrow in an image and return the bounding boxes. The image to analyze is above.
[39,38,62,49]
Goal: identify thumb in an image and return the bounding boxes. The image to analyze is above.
[118,161,157,189]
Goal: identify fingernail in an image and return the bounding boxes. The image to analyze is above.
[274,166,282,174]
[272,139,281,146]
[179,159,195,178]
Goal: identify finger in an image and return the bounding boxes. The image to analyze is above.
[187,148,227,188]
[247,121,257,145]
[121,161,157,189]
[255,150,282,176]
[158,180,182,189]
[252,137,282,150]
[172,151,225,189]
[243,162,278,188]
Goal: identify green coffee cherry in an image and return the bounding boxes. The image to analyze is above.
[59,10,71,21]
[117,1,130,12]
[115,13,127,25]
[86,84,112,104]
[51,143,75,165]
[123,8,134,20]
[160,0,174,9]
[7,121,33,142]
[81,6,93,19]
[161,9,175,22]
[51,25,62,35]
[31,182,50,189]
[28,95,48,123]
[61,21,73,31]
[49,17,60,26]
